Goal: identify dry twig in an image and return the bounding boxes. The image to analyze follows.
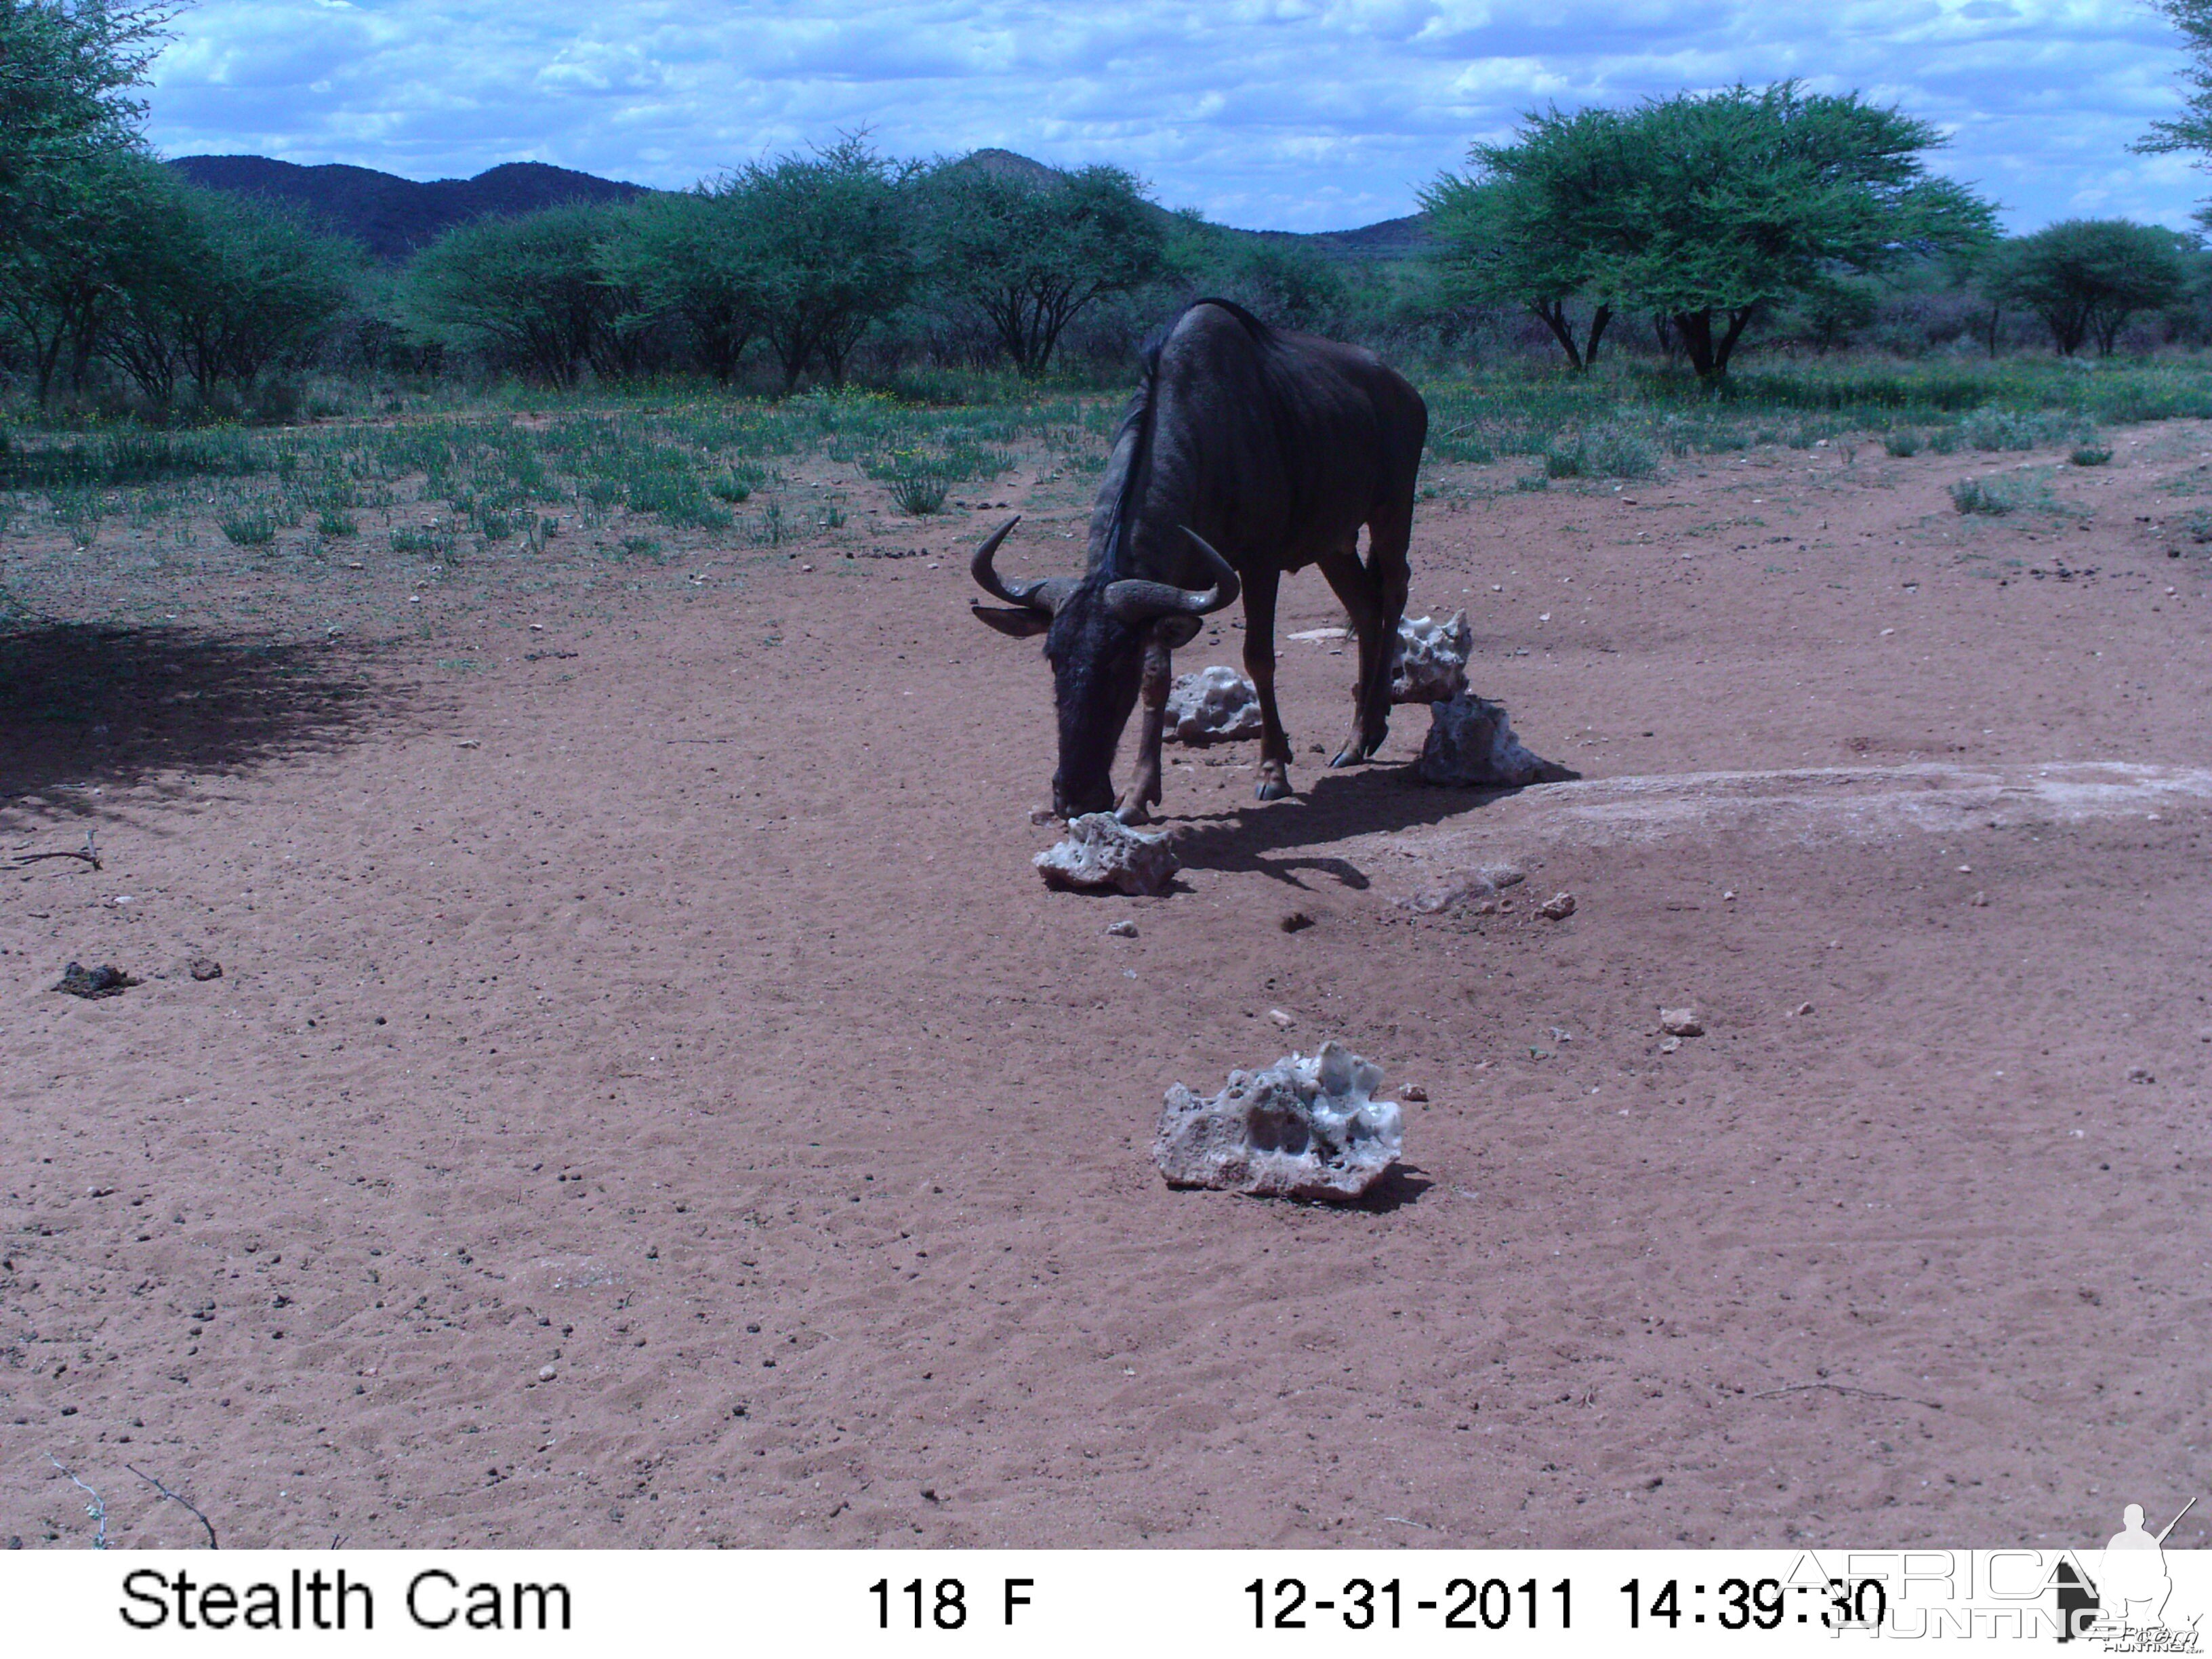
[11,829,99,871]
[129,1465,218,1549]
[1751,1381,1943,1410]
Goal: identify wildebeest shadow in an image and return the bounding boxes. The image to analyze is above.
[1167,760,1571,886]
[0,621,414,825]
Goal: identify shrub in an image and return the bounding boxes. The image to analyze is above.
[316,509,357,536]
[1950,479,2005,514]
[1543,426,1656,480]
[890,471,949,514]
[220,511,275,545]
[2070,443,2113,466]
[1884,430,1921,457]
[390,525,450,554]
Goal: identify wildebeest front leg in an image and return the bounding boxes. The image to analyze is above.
[1115,629,1174,825]
[1242,565,1294,800]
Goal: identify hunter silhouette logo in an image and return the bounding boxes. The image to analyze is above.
[2060,1497,2201,1650]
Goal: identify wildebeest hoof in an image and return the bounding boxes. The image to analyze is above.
[1254,776,1292,802]
[1328,744,1366,769]
[1115,800,1153,825]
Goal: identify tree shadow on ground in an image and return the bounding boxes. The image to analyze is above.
[0,621,419,827]
[1166,760,1571,887]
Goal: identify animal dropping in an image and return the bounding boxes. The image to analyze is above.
[1035,813,1179,897]
[1416,695,1572,788]
[1153,1041,1404,1201]
[1162,665,1264,743]
[54,962,138,1000]
[1389,610,1473,703]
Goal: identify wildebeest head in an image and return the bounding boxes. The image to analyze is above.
[970,516,1238,817]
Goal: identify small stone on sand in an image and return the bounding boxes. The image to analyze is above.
[1539,891,1576,920]
[1660,1007,1703,1037]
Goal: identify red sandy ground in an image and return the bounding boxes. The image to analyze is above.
[4,424,2209,1549]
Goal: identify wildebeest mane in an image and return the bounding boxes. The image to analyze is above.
[1100,298,1275,579]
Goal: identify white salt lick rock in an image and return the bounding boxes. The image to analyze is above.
[1163,665,1263,743]
[1416,694,1572,788]
[1153,1041,1404,1201]
[1390,610,1473,704]
[1035,813,1179,896]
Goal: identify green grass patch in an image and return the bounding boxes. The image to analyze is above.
[220,512,276,546]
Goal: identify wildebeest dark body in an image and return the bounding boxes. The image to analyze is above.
[971,298,1428,820]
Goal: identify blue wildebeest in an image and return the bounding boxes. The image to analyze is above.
[970,298,1428,822]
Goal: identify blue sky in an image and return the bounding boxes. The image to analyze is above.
[143,0,2211,233]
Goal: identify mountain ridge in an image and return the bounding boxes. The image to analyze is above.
[167,151,1431,263]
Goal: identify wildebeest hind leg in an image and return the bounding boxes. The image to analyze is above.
[1242,566,1294,800]
[1317,541,1388,764]
[1115,630,1174,824]
[1359,509,1412,755]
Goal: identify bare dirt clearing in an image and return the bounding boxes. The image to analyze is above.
[5,419,2210,1549]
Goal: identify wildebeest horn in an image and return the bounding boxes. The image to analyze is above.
[969,515,1077,614]
[1103,526,1241,622]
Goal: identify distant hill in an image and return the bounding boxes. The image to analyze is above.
[1240,214,1433,263]
[165,157,650,261]
[169,150,1431,264]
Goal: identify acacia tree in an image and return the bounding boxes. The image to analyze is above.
[923,161,1164,374]
[1987,220,2191,355]
[0,0,170,401]
[1427,83,1996,377]
[2139,0,2212,218]
[1421,106,1632,370]
[599,186,764,382]
[405,203,625,387]
[734,138,916,390]
[0,0,165,243]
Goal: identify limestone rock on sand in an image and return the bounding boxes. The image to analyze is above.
[1036,813,1179,896]
[1153,1041,1404,1201]
[1163,665,1263,744]
[1405,863,1523,914]
[1390,611,1473,704]
[1416,694,1572,788]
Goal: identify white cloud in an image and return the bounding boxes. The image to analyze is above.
[142,0,2212,230]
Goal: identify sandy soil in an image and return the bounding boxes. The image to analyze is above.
[5,419,2211,1549]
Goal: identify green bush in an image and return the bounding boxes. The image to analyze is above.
[316,508,357,536]
[390,525,450,555]
[2070,443,2113,466]
[1884,430,1921,457]
[890,471,949,514]
[1951,479,2004,514]
[1950,474,2059,516]
[1543,426,1656,479]
[220,511,275,545]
